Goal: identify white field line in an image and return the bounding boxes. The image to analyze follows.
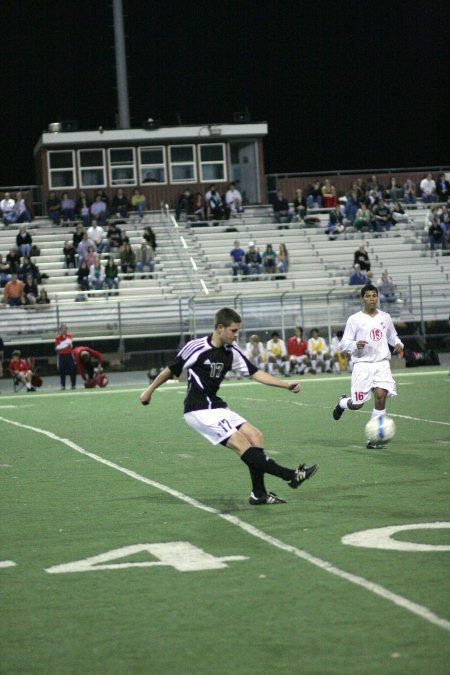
[1,415,449,633]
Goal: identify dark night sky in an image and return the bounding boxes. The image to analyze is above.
[1,0,449,186]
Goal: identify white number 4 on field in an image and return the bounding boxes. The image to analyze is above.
[45,542,248,574]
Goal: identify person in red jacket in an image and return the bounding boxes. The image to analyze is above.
[287,326,311,375]
[72,346,108,387]
[55,323,76,390]
[8,350,35,391]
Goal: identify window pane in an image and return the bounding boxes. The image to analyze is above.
[170,146,194,163]
[81,168,104,186]
[111,167,135,185]
[141,167,165,183]
[80,150,103,167]
[140,147,163,164]
[50,170,74,188]
[172,165,194,181]
[202,164,225,181]
[200,145,224,162]
[49,152,73,169]
[110,148,133,164]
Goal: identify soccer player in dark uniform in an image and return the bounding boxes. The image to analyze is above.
[140,307,318,505]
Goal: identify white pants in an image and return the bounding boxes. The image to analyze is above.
[351,360,397,405]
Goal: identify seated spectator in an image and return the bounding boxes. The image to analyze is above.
[436,173,450,203]
[46,191,61,224]
[426,213,447,253]
[77,232,97,263]
[287,326,310,375]
[142,226,157,250]
[349,263,368,286]
[0,253,12,287]
[377,270,397,303]
[16,225,33,258]
[321,179,337,208]
[344,190,359,226]
[230,239,246,279]
[293,188,307,222]
[403,179,417,204]
[245,334,265,370]
[366,175,383,201]
[36,288,51,306]
[193,192,205,220]
[205,184,224,221]
[420,173,436,203]
[136,240,155,277]
[131,188,147,217]
[307,328,332,374]
[24,273,39,304]
[277,243,289,275]
[326,204,345,239]
[87,219,108,253]
[272,189,293,225]
[391,201,409,224]
[76,190,91,215]
[386,177,403,202]
[244,242,263,277]
[77,260,91,292]
[90,194,108,224]
[266,332,290,376]
[84,246,97,269]
[175,189,194,221]
[306,180,323,209]
[353,243,371,271]
[3,273,25,306]
[63,240,76,271]
[104,255,120,293]
[14,192,32,223]
[89,258,105,291]
[6,247,21,275]
[262,244,276,274]
[72,223,86,252]
[60,193,76,222]
[111,188,130,218]
[225,182,244,216]
[119,241,136,278]
[106,221,122,249]
[1,192,16,225]
[354,202,371,232]
[371,198,393,233]
[19,256,41,283]
[119,228,130,247]
[330,330,350,373]
[78,197,91,227]
[8,350,35,391]
[95,189,110,208]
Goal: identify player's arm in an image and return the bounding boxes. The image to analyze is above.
[140,366,173,405]
[251,369,300,393]
[340,319,366,353]
[386,317,404,354]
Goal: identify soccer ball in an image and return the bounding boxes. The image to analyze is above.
[365,415,396,443]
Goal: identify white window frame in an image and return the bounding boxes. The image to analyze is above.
[199,143,227,183]
[78,149,106,188]
[108,147,136,186]
[169,144,196,183]
[48,150,76,190]
[138,146,167,185]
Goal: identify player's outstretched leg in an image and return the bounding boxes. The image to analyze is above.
[333,394,349,420]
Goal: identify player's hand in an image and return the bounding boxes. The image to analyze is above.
[393,343,404,355]
[288,382,300,393]
[140,391,152,406]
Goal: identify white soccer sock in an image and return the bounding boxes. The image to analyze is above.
[311,360,317,370]
[371,408,386,418]
[339,398,350,410]
[268,362,274,375]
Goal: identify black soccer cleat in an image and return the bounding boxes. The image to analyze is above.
[333,395,347,420]
[248,491,287,505]
[366,440,386,450]
[288,463,319,489]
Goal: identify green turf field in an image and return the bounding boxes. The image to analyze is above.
[1,369,449,674]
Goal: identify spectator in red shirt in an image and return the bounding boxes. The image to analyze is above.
[287,326,311,375]
[72,346,103,385]
[55,323,76,390]
[8,350,35,391]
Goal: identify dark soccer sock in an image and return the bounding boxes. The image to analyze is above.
[241,447,294,482]
[242,448,267,497]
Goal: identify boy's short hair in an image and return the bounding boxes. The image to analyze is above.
[360,284,379,297]
[215,307,241,328]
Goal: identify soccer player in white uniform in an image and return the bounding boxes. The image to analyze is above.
[140,307,318,505]
[332,284,404,448]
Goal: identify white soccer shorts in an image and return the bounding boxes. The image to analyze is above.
[184,408,248,445]
[350,360,397,405]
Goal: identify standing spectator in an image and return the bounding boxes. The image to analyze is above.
[46,191,61,224]
[272,189,292,224]
[307,328,332,374]
[262,244,276,274]
[225,182,244,216]
[104,255,120,293]
[1,192,16,225]
[266,332,290,376]
[8,350,35,391]
[16,225,33,258]
[111,188,130,218]
[403,179,417,205]
[63,240,76,271]
[349,264,368,286]
[321,179,337,207]
[354,202,371,232]
[76,260,91,292]
[277,243,289,275]
[307,180,323,208]
[175,189,194,221]
[244,242,263,278]
[0,254,12,287]
[287,326,310,375]
[136,240,155,278]
[244,334,265,370]
[436,173,450,203]
[419,173,436,203]
[386,177,403,202]
[120,241,136,278]
[131,188,147,218]
[293,188,307,222]
[60,193,76,222]
[230,239,246,279]
[353,243,371,271]
[87,219,108,253]
[24,273,39,304]
[3,273,25,306]
[372,198,393,233]
[90,194,108,225]
[14,192,32,223]
[142,226,157,250]
[55,323,77,390]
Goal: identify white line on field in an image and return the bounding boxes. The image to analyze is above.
[1,415,449,633]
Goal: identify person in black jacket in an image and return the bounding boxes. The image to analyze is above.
[353,243,371,272]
